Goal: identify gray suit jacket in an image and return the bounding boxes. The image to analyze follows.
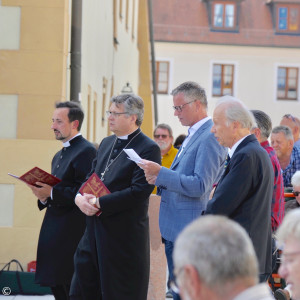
[156,119,227,242]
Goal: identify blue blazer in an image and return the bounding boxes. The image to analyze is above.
[156,119,227,242]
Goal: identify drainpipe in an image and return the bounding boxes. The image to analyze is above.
[70,0,82,102]
[148,0,158,125]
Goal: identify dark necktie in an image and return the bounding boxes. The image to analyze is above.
[224,154,230,169]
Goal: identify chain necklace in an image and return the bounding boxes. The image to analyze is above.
[100,130,142,181]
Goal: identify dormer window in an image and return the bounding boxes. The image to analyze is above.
[277,5,299,33]
[213,2,236,29]
[267,1,300,35]
[203,0,242,32]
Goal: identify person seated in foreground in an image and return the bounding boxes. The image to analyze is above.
[173,215,274,300]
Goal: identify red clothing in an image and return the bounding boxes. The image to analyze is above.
[261,141,285,231]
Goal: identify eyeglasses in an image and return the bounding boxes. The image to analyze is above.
[106,111,129,117]
[283,114,296,123]
[154,134,169,139]
[293,191,300,196]
[173,100,197,112]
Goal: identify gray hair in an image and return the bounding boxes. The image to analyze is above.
[251,110,272,139]
[110,94,144,126]
[277,208,300,245]
[217,96,255,129]
[174,215,258,296]
[171,81,207,109]
[282,114,300,130]
[154,123,173,137]
[271,126,294,141]
[291,171,300,187]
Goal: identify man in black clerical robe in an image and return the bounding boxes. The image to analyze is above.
[71,94,161,300]
[28,101,96,300]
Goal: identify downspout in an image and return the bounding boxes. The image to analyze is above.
[148,0,158,125]
[70,0,82,102]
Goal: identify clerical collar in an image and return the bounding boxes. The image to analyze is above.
[117,128,140,140]
[63,133,82,147]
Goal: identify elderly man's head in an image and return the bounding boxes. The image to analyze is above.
[280,114,300,143]
[173,215,258,300]
[271,126,294,161]
[153,124,174,154]
[277,209,300,300]
[211,96,255,148]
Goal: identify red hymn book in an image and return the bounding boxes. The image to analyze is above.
[79,173,110,216]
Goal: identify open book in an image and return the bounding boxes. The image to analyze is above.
[8,167,61,187]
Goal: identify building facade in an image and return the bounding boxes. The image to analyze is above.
[0,0,154,268]
[153,0,300,138]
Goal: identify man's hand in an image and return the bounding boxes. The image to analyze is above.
[27,182,52,202]
[138,159,161,185]
[75,193,100,216]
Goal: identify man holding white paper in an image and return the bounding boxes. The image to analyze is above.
[140,81,227,300]
[71,94,161,300]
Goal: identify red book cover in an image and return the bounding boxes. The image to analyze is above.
[8,167,61,187]
[79,173,110,216]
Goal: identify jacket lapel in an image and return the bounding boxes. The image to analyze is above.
[171,119,213,169]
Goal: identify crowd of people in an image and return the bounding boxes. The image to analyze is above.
[26,81,300,300]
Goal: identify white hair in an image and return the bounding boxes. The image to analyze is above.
[292,171,300,187]
[216,96,255,130]
[173,215,258,296]
[277,208,300,244]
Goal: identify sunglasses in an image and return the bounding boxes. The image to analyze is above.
[154,134,169,139]
[293,191,300,196]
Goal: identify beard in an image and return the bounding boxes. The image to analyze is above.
[156,140,170,151]
[54,130,66,141]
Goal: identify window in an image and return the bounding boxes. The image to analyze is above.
[277,67,299,100]
[212,2,236,29]
[212,64,234,96]
[156,61,170,94]
[277,5,300,33]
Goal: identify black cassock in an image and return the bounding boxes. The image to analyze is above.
[35,135,96,286]
[70,128,161,300]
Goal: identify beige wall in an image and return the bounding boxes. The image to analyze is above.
[0,140,60,268]
[0,0,69,268]
[155,42,300,139]
[0,0,69,140]
[80,0,154,142]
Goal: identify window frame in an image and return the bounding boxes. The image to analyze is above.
[156,60,171,95]
[211,63,235,97]
[276,4,300,34]
[211,1,237,31]
[276,66,299,101]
